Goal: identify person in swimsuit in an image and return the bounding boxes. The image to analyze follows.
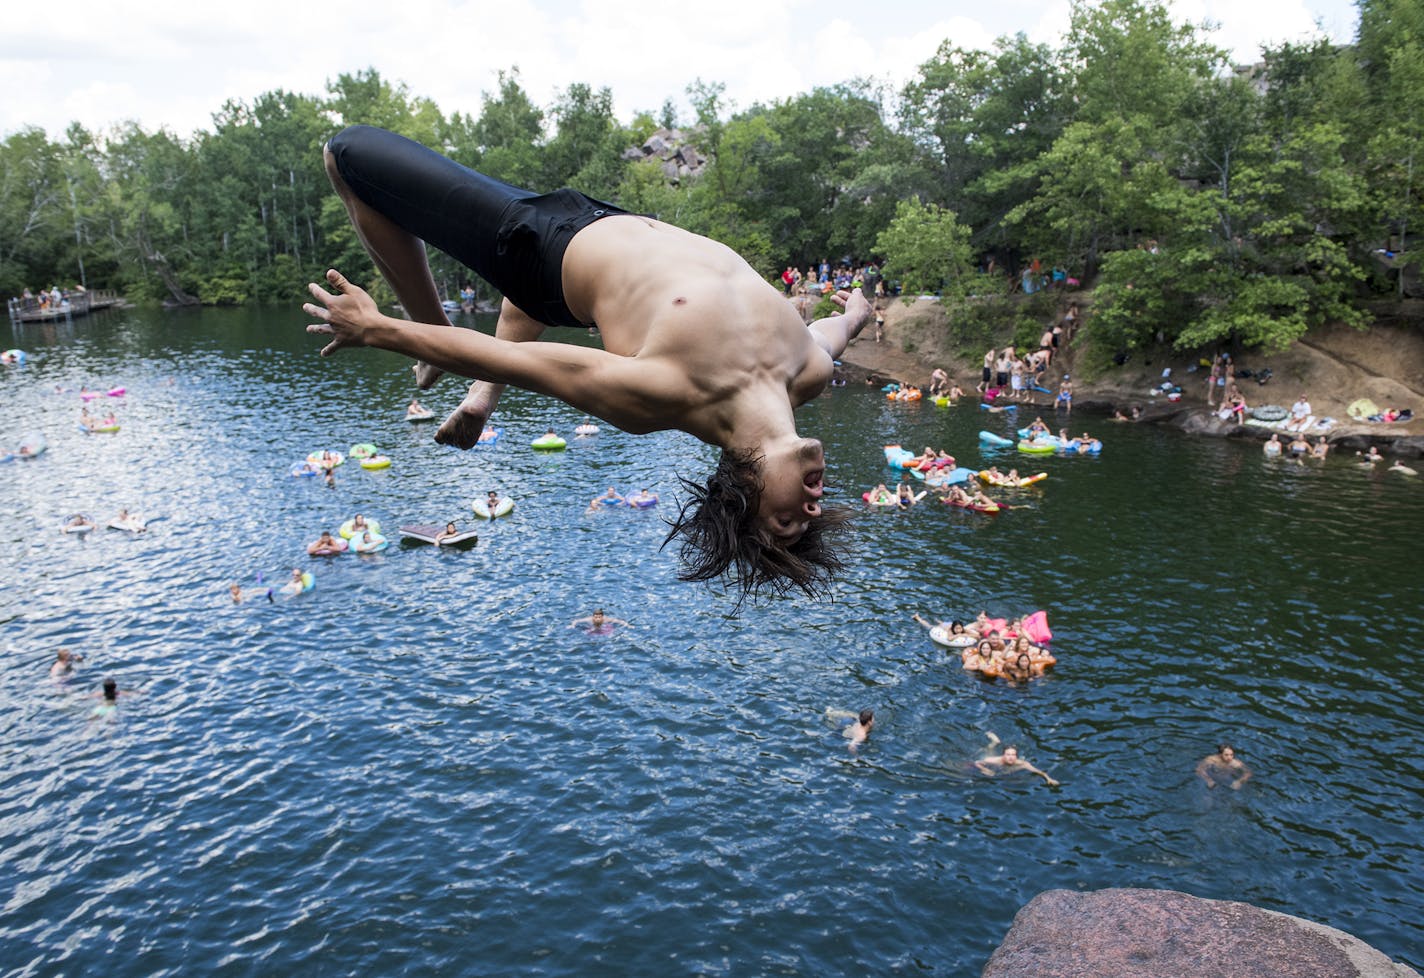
[51,648,83,679]
[627,488,659,507]
[975,733,1058,785]
[308,530,346,556]
[571,608,629,634]
[1196,743,1251,790]
[825,708,875,747]
[588,487,625,511]
[304,126,866,606]
[433,522,462,543]
[90,677,136,721]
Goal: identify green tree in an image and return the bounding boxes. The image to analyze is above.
[873,197,974,297]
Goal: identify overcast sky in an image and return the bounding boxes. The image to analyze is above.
[1,0,1360,141]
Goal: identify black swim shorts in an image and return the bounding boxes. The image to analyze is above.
[327,125,627,329]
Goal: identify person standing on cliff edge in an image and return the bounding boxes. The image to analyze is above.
[303,126,868,607]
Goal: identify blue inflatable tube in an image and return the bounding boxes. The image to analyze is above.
[978,431,1013,447]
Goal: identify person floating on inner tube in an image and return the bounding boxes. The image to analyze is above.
[304,126,867,608]
[588,487,625,511]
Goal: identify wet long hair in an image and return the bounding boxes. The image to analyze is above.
[662,447,853,611]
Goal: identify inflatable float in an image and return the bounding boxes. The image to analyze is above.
[929,626,978,649]
[307,451,344,469]
[574,423,599,436]
[1061,438,1102,455]
[1,349,27,365]
[1017,439,1058,455]
[348,443,378,460]
[107,516,148,533]
[399,524,480,546]
[350,533,389,554]
[79,386,125,401]
[406,408,435,422]
[978,431,1013,447]
[944,497,1000,514]
[307,537,349,556]
[862,490,900,507]
[290,462,319,478]
[531,433,567,451]
[978,471,1047,488]
[359,454,392,470]
[477,427,500,445]
[882,445,931,481]
[79,422,120,434]
[925,467,976,486]
[2,432,47,462]
[473,496,515,519]
[339,518,381,539]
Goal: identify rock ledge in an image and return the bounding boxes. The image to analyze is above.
[982,888,1420,978]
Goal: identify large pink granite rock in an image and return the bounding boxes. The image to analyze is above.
[981,888,1419,978]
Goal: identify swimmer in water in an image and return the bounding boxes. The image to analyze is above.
[230,582,275,603]
[50,647,84,679]
[588,487,625,511]
[1196,743,1252,790]
[826,708,875,747]
[975,732,1058,786]
[570,608,629,634]
[307,530,346,556]
[433,521,463,543]
[90,677,136,721]
[278,568,310,597]
[627,488,659,507]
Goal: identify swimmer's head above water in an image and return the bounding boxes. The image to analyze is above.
[663,441,853,611]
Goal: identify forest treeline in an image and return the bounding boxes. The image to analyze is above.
[3,0,1423,360]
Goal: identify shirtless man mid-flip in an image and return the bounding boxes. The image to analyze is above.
[304,126,867,604]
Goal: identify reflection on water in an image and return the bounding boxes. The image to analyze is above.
[2,307,1422,975]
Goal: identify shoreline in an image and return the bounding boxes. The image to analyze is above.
[834,297,1424,460]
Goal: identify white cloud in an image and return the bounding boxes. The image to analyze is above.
[0,0,1361,140]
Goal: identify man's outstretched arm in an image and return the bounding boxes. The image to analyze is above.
[304,270,682,432]
[807,289,871,359]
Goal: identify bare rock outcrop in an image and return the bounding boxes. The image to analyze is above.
[982,888,1419,978]
[623,128,707,184]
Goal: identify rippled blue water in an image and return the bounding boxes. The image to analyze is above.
[2,308,1422,976]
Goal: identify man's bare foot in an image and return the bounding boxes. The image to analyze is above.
[413,360,444,389]
[434,383,503,449]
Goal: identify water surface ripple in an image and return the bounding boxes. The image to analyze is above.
[2,308,1421,975]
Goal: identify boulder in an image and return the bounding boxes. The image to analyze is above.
[982,888,1419,978]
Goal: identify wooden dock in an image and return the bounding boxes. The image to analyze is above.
[8,289,122,325]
